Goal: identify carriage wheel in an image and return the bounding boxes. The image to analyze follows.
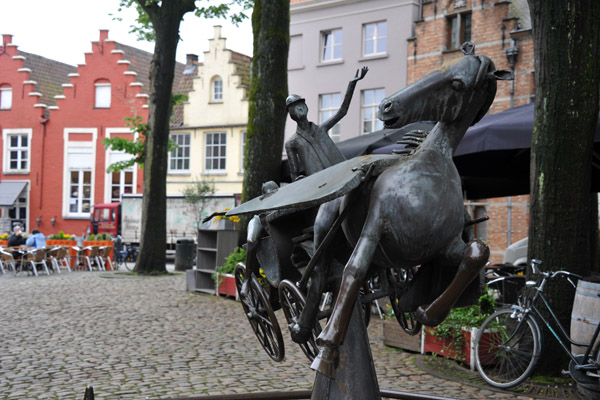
[235,263,285,362]
[387,267,422,335]
[279,279,321,361]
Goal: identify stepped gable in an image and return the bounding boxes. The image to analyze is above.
[18,50,76,107]
[114,41,186,126]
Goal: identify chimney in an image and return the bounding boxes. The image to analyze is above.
[186,54,198,67]
[99,29,109,42]
[213,25,222,40]
[2,34,13,46]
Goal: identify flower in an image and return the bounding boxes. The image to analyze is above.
[214,208,240,224]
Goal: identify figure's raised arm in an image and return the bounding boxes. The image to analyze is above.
[322,67,369,131]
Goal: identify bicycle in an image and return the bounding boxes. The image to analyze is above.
[474,258,600,389]
[113,236,138,271]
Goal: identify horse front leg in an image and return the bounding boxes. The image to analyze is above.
[312,214,381,377]
[415,238,489,327]
[291,199,340,344]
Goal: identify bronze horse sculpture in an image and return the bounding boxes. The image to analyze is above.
[306,44,512,376]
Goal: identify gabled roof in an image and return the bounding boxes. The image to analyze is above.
[18,50,77,107]
[114,41,186,127]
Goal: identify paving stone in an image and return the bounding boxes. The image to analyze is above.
[0,271,569,399]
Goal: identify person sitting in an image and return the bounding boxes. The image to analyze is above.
[26,229,46,248]
[8,226,26,247]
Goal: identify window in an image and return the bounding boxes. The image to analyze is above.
[319,93,342,142]
[69,169,92,214]
[321,29,343,62]
[447,12,471,50]
[361,89,385,134]
[3,130,31,172]
[363,22,387,56]
[212,76,223,102]
[9,194,27,231]
[110,171,134,202]
[95,80,111,108]
[64,129,96,217]
[205,132,227,172]
[169,133,190,172]
[240,131,246,172]
[0,85,12,110]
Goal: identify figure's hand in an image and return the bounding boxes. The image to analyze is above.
[353,66,369,82]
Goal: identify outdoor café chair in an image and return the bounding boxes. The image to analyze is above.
[22,248,50,276]
[0,249,17,275]
[54,246,72,272]
[44,247,62,274]
[99,245,114,271]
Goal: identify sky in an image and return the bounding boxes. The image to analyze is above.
[0,0,254,66]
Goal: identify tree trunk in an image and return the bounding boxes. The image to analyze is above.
[134,0,195,274]
[528,0,600,374]
[239,0,290,242]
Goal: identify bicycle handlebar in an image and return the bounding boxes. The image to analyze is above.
[529,258,583,281]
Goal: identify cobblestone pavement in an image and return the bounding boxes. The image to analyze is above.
[0,271,572,399]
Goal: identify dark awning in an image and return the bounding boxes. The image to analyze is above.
[0,181,27,207]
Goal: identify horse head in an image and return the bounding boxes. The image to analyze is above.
[378,42,512,129]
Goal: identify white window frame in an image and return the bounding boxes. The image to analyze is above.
[168,132,191,174]
[104,127,138,203]
[63,128,97,218]
[319,93,342,142]
[361,89,385,134]
[240,130,246,173]
[109,170,135,203]
[363,21,387,56]
[321,28,343,62]
[212,76,223,102]
[3,128,32,173]
[204,132,227,173]
[95,82,111,108]
[0,86,12,110]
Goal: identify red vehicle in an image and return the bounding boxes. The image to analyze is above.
[91,202,121,237]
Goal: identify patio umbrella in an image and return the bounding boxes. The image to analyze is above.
[373,103,600,199]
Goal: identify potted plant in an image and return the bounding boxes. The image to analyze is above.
[0,233,8,246]
[214,247,246,297]
[423,289,496,367]
[46,231,78,268]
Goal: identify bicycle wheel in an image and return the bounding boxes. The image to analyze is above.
[279,279,321,361]
[475,308,541,389]
[387,267,422,335]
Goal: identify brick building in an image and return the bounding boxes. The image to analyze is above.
[408,0,534,262]
[0,31,186,236]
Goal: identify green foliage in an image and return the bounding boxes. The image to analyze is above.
[182,178,215,230]
[213,247,246,286]
[48,231,75,240]
[114,0,253,42]
[102,115,179,173]
[86,233,111,241]
[425,288,497,361]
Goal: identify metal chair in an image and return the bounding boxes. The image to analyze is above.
[23,248,50,276]
[45,247,61,274]
[54,246,72,272]
[0,249,17,275]
[84,246,104,271]
[99,246,114,271]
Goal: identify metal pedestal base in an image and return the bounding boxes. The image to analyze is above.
[311,300,380,400]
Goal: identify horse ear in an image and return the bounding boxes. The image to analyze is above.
[490,70,513,80]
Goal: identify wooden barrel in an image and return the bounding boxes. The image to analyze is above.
[571,279,600,354]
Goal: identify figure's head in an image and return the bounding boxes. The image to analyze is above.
[13,226,21,235]
[286,94,308,122]
[32,229,40,235]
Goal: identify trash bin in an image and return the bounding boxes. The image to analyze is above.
[175,238,195,271]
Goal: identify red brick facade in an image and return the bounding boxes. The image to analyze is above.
[0,31,153,236]
[408,0,534,263]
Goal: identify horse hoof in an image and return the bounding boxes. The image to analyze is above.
[415,304,446,327]
[290,323,311,344]
[310,346,338,378]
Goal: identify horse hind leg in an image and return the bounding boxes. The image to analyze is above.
[415,239,489,327]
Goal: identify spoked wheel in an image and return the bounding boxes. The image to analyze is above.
[235,263,285,362]
[279,279,321,361]
[474,308,541,389]
[387,267,422,335]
